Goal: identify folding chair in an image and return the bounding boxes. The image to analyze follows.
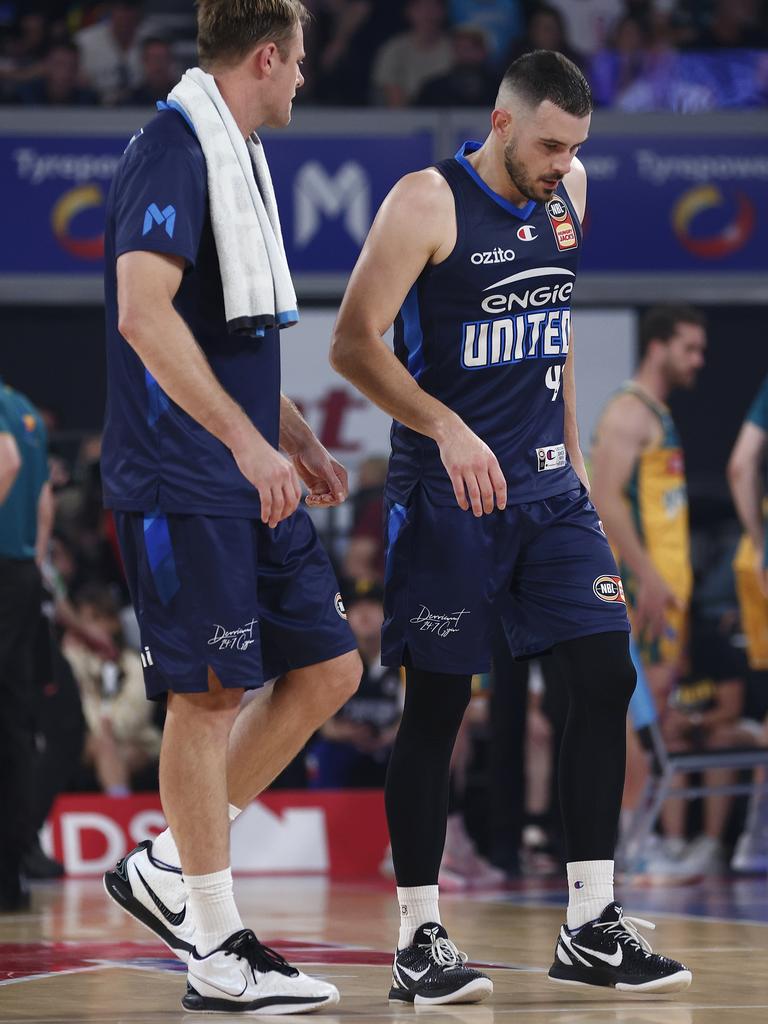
[616,639,768,868]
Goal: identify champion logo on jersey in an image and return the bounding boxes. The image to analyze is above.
[516,224,537,242]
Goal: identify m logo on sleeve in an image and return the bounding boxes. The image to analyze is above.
[142,203,176,239]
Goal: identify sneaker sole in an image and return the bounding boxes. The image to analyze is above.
[388,977,493,1005]
[548,969,692,994]
[182,985,340,1014]
[103,870,193,964]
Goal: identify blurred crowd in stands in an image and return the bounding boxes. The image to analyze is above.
[1,0,767,111]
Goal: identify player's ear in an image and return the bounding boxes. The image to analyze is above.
[251,41,278,78]
[491,108,512,139]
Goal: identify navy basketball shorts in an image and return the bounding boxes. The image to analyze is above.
[114,507,356,699]
[382,484,630,675]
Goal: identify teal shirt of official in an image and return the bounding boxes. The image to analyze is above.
[0,380,49,560]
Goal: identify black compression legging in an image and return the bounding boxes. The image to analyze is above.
[385,662,472,887]
[384,632,636,885]
[552,631,637,861]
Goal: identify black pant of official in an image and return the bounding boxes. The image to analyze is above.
[0,557,43,907]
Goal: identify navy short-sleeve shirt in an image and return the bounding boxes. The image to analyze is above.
[101,108,281,518]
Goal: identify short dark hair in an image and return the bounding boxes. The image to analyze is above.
[196,0,310,69]
[499,49,592,117]
[639,305,706,357]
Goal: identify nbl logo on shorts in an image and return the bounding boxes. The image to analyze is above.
[593,576,626,604]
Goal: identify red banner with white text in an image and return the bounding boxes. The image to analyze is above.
[44,790,389,880]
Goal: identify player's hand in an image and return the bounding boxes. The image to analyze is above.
[232,432,302,528]
[634,567,680,641]
[437,419,507,516]
[291,440,348,508]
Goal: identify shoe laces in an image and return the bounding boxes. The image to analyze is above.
[418,931,469,971]
[225,929,299,978]
[595,912,655,956]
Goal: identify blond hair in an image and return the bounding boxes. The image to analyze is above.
[196,0,309,69]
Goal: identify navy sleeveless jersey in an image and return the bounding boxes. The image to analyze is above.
[386,141,582,507]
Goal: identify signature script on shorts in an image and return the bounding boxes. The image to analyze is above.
[409,606,470,638]
[208,619,258,652]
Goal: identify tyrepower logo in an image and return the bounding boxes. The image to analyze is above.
[593,576,626,603]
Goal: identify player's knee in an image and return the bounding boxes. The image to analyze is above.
[324,650,363,710]
[560,631,637,710]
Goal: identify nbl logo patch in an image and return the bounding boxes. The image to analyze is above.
[593,576,626,604]
[546,197,578,252]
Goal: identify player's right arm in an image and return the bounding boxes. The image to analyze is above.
[590,395,679,639]
[117,250,300,528]
[0,428,20,505]
[728,419,767,592]
[330,171,507,516]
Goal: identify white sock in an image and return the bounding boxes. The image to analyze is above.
[152,827,180,869]
[151,804,242,871]
[397,885,440,949]
[566,860,614,931]
[186,867,243,956]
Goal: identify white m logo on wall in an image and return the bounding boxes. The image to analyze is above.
[294,161,370,248]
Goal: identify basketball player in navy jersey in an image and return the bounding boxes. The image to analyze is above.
[332,51,692,1002]
[99,1,360,1014]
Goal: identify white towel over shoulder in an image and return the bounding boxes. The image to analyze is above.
[167,67,298,336]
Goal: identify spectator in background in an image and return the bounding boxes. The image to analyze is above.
[75,0,146,104]
[120,35,175,105]
[415,24,499,106]
[15,40,98,105]
[308,581,402,787]
[693,0,768,49]
[590,13,654,107]
[0,379,51,912]
[372,0,452,107]
[649,613,767,878]
[449,0,523,66]
[342,455,387,583]
[309,0,377,104]
[547,0,623,57]
[505,4,584,70]
[63,586,160,796]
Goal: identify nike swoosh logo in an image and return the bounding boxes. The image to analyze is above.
[572,941,623,967]
[190,969,248,998]
[135,866,187,927]
[399,964,430,982]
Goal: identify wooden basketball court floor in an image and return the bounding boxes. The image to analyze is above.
[1,875,767,1023]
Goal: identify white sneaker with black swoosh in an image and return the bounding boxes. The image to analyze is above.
[548,902,692,993]
[103,839,195,962]
[183,929,340,1014]
[389,923,492,1004]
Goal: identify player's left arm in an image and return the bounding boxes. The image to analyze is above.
[279,393,348,507]
[0,430,20,505]
[562,158,589,490]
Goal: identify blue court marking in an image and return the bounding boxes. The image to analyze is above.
[400,285,425,380]
[143,512,180,606]
[455,141,537,221]
[384,502,407,583]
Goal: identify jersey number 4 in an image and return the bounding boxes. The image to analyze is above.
[545,365,562,402]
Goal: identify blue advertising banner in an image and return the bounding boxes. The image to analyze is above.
[0,127,434,276]
[1,116,766,290]
[579,135,768,272]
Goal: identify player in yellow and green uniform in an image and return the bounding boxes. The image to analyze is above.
[591,306,706,875]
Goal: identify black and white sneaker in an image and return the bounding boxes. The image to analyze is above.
[183,928,339,1014]
[103,839,195,963]
[548,902,692,993]
[389,923,493,1005]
